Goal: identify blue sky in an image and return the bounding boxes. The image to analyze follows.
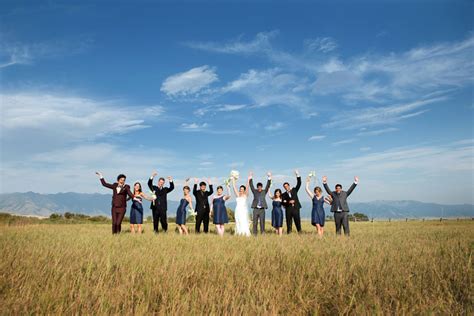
[1,0,473,204]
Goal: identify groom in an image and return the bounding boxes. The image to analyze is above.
[249,172,272,235]
[282,170,302,234]
[148,171,174,234]
[193,178,213,233]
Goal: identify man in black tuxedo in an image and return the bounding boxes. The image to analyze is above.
[322,176,359,236]
[193,178,213,233]
[281,170,302,234]
[148,171,174,233]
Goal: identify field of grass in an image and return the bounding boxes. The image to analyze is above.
[0,219,472,315]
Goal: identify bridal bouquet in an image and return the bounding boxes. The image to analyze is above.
[308,170,316,178]
[149,190,157,206]
[224,170,240,186]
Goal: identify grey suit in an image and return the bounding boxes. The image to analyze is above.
[250,178,271,235]
[323,182,357,236]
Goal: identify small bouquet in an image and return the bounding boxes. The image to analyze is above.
[224,170,240,186]
[308,170,316,178]
[149,190,157,206]
[187,207,197,217]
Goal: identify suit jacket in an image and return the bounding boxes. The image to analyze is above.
[193,184,213,213]
[281,176,302,210]
[148,178,174,211]
[250,178,271,209]
[100,178,134,210]
[323,182,357,212]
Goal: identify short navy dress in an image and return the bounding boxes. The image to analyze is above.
[176,198,189,225]
[311,196,325,227]
[271,200,283,228]
[130,196,144,224]
[212,196,229,224]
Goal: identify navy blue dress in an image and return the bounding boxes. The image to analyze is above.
[176,198,189,225]
[130,196,144,224]
[212,196,229,224]
[311,196,325,227]
[271,200,283,228]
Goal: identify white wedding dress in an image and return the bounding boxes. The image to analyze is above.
[234,196,251,236]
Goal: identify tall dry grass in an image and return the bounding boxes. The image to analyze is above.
[0,220,472,315]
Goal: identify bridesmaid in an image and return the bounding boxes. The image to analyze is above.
[210,185,231,236]
[305,177,332,237]
[130,182,154,234]
[268,188,284,236]
[176,179,194,235]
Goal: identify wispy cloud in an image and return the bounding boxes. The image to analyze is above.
[178,122,209,132]
[194,104,247,116]
[304,37,337,53]
[308,135,326,141]
[357,127,399,136]
[324,97,444,130]
[160,65,218,96]
[332,139,357,146]
[264,122,285,131]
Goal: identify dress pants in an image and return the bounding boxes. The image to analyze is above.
[334,211,350,236]
[152,208,168,233]
[285,206,302,234]
[252,208,265,235]
[195,211,210,233]
[111,207,126,234]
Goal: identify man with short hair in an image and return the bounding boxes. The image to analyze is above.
[281,170,302,234]
[95,171,134,234]
[148,171,174,233]
[322,176,359,236]
[249,172,272,235]
[193,178,213,233]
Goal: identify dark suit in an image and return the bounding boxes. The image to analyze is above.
[281,176,302,233]
[100,178,134,234]
[148,178,174,233]
[323,182,357,236]
[249,178,271,234]
[193,184,213,233]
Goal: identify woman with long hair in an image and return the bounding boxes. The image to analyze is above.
[130,182,153,234]
[305,177,332,237]
[175,179,194,235]
[210,185,231,236]
[268,188,284,235]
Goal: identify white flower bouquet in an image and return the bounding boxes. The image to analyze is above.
[308,170,316,178]
[149,190,157,206]
[187,207,197,217]
[224,170,240,186]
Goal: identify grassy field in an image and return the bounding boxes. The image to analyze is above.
[0,219,472,315]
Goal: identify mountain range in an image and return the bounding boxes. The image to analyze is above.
[0,192,473,219]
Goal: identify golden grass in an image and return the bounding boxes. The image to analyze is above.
[0,220,472,315]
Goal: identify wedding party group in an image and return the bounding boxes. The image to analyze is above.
[95,170,359,237]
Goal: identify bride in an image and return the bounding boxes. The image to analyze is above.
[231,173,251,236]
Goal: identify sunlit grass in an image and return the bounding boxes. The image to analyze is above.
[0,220,472,314]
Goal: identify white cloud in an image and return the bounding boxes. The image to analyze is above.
[332,139,357,146]
[304,37,338,53]
[357,127,399,136]
[324,97,444,130]
[0,92,164,160]
[160,65,218,96]
[308,135,326,141]
[184,31,278,55]
[194,104,247,116]
[264,122,285,131]
[178,122,209,131]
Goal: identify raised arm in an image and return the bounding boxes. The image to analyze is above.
[267,189,274,200]
[166,176,174,193]
[346,176,359,196]
[264,172,271,193]
[322,176,333,196]
[124,185,134,199]
[186,195,194,211]
[294,170,301,192]
[305,177,314,199]
[245,175,251,195]
[231,178,239,196]
[224,185,232,201]
[207,179,214,196]
[193,178,198,195]
[96,172,114,189]
[249,172,256,193]
[148,171,157,191]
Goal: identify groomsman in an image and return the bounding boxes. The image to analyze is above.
[322,176,359,236]
[282,170,302,234]
[193,178,213,233]
[249,172,272,235]
[148,171,174,234]
[95,171,134,234]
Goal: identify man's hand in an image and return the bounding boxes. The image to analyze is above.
[151,171,158,177]
[194,178,198,184]
[267,171,272,178]
[167,176,173,182]
[354,176,359,183]
[295,170,300,177]
[249,171,253,178]
[207,178,212,185]
[322,176,328,183]
[95,171,103,178]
